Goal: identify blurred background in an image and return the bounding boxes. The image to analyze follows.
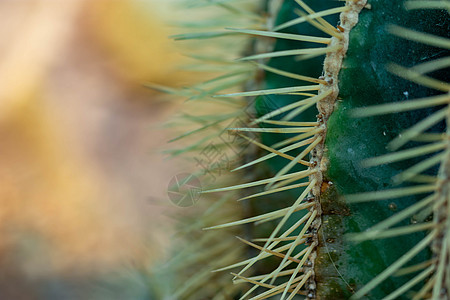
[0,0,195,298]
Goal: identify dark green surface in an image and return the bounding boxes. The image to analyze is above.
[324,0,448,298]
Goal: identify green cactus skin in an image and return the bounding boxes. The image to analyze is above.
[162,0,450,299]
[318,1,448,299]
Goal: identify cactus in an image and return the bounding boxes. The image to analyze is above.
[158,0,449,299]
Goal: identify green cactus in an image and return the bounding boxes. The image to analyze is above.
[157,0,449,299]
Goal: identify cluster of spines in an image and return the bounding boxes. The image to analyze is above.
[164,0,448,299]
[155,1,266,299]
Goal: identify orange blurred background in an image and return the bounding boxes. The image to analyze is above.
[0,1,193,298]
